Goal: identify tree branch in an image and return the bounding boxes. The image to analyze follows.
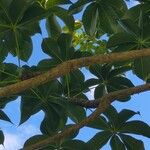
[70,98,100,108]
[24,83,150,150]
[0,48,150,98]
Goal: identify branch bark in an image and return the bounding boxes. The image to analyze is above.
[24,83,150,150]
[0,48,150,98]
[70,98,100,108]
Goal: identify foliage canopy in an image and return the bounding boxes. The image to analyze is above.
[0,0,150,149]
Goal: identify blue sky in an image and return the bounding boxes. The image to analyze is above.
[1,1,150,150]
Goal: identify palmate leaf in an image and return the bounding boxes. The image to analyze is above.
[82,0,127,35]
[42,33,89,101]
[61,69,87,96]
[42,33,75,62]
[37,59,59,71]
[107,32,137,50]
[42,33,90,63]
[116,109,138,128]
[86,116,110,130]
[20,75,86,126]
[124,3,150,27]
[86,64,134,101]
[46,14,62,39]
[107,15,150,81]
[20,79,63,124]
[40,107,67,135]
[0,0,47,62]
[110,135,126,150]
[49,6,74,32]
[117,19,141,36]
[119,134,145,150]
[66,103,86,123]
[120,120,150,138]
[86,106,149,150]
[103,106,119,127]
[45,6,74,38]
[82,2,99,36]
[87,131,112,150]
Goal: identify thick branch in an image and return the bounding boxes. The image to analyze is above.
[0,48,150,98]
[70,98,100,108]
[25,83,150,150]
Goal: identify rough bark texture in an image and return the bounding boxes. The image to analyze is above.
[0,48,150,98]
[70,98,100,108]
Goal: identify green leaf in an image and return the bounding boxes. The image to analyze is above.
[84,78,99,88]
[124,3,150,28]
[20,80,63,124]
[46,14,62,39]
[82,2,99,36]
[108,77,134,90]
[0,1,47,62]
[89,64,103,80]
[42,33,74,62]
[87,131,112,150]
[0,110,11,123]
[57,33,73,60]
[42,37,62,62]
[94,84,105,99]
[46,0,71,8]
[9,0,36,23]
[51,6,74,31]
[103,105,118,127]
[97,0,127,33]
[61,69,86,97]
[108,66,131,78]
[37,59,58,71]
[40,107,67,135]
[133,57,150,80]
[86,116,110,130]
[69,0,92,14]
[118,19,141,36]
[0,130,4,145]
[107,32,137,50]
[120,120,150,138]
[0,63,19,87]
[62,140,88,150]
[101,64,112,79]
[117,109,138,127]
[20,91,41,124]
[110,135,126,150]
[107,76,134,101]
[120,134,145,150]
[67,103,86,123]
[88,64,134,101]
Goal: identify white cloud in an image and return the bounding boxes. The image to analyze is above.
[0,133,22,150]
[0,124,40,150]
